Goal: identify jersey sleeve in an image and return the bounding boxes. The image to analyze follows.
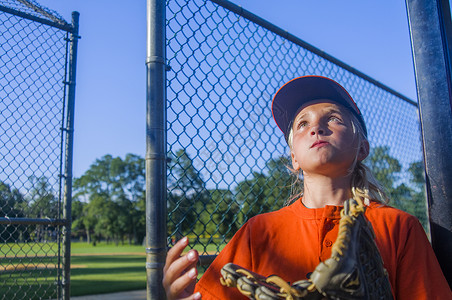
[194,221,254,300]
[394,216,452,299]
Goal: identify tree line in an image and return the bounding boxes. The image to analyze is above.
[166,146,428,243]
[1,146,427,245]
[0,176,59,242]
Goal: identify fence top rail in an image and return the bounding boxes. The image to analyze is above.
[209,0,417,107]
[0,3,73,32]
[0,217,69,226]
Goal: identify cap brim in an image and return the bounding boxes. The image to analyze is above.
[272,76,367,141]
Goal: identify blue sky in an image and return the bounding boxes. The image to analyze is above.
[36,0,417,178]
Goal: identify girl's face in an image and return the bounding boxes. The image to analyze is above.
[290,99,368,178]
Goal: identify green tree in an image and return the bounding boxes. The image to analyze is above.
[27,176,58,219]
[365,146,401,190]
[205,189,240,238]
[408,161,424,184]
[120,154,146,244]
[71,199,86,240]
[365,147,428,229]
[84,193,121,244]
[73,154,146,244]
[406,161,429,229]
[0,181,27,242]
[27,176,58,242]
[167,149,209,240]
[80,200,98,244]
[235,156,294,224]
[0,181,25,217]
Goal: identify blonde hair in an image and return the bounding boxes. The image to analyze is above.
[285,110,389,206]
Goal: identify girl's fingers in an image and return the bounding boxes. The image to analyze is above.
[178,292,202,300]
[163,249,199,287]
[164,237,189,273]
[168,267,198,297]
[162,237,201,300]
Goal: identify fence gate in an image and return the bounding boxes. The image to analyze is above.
[0,1,79,299]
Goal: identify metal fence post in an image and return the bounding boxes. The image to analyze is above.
[146,0,167,299]
[62,11,80,300]
[405,0,452,286]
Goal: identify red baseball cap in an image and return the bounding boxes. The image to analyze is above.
[272,75,367,142]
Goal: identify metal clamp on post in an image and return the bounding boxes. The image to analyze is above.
[145,247,167,270]
[146,153,167,161]
[146,55,171,71]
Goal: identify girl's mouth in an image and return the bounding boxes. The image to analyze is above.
[311,140,329,148]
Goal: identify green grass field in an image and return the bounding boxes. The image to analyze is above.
[1,241,223,299]
[70,243,146,296]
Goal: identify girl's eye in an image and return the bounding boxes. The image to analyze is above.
[297,120,307,129]
[328,116,342,123]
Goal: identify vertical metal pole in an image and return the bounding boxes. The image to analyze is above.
[146,0,167,299]
[406,0,452,286]
[62,11,80,300]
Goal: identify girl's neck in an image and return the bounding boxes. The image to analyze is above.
[301,173,352,208]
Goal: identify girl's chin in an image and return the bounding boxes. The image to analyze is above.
[302,162,352,176]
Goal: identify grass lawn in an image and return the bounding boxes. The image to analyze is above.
[70,242,146,296]
[71,241,223,296]
[1,242,146,299]
[1,241,224,299]
[70,253,146,296]
[71,242,145,255]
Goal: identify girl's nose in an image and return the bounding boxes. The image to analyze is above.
[310,126,324,136]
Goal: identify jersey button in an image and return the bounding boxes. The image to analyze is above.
[324,239,333,247]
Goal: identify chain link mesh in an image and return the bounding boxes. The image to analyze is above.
[0,1,73,298]
[166,0,427,260]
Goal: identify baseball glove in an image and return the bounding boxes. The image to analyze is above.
[220,198,393,300]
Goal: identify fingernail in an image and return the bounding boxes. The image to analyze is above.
[193,292,201,299]
[187,250,196,261]
[188,267,197,279]
[181,236,188,245]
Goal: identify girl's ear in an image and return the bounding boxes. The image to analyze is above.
[291,151,300,170]
[358,139,370,161]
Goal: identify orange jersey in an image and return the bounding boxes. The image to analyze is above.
[195,199,451,299]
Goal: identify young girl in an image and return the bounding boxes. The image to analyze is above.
[163,76,452,299]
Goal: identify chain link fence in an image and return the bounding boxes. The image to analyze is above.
[166,0,426,264]
[0,1,78,299]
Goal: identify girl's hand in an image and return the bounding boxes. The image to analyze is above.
[163,237,201,300]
